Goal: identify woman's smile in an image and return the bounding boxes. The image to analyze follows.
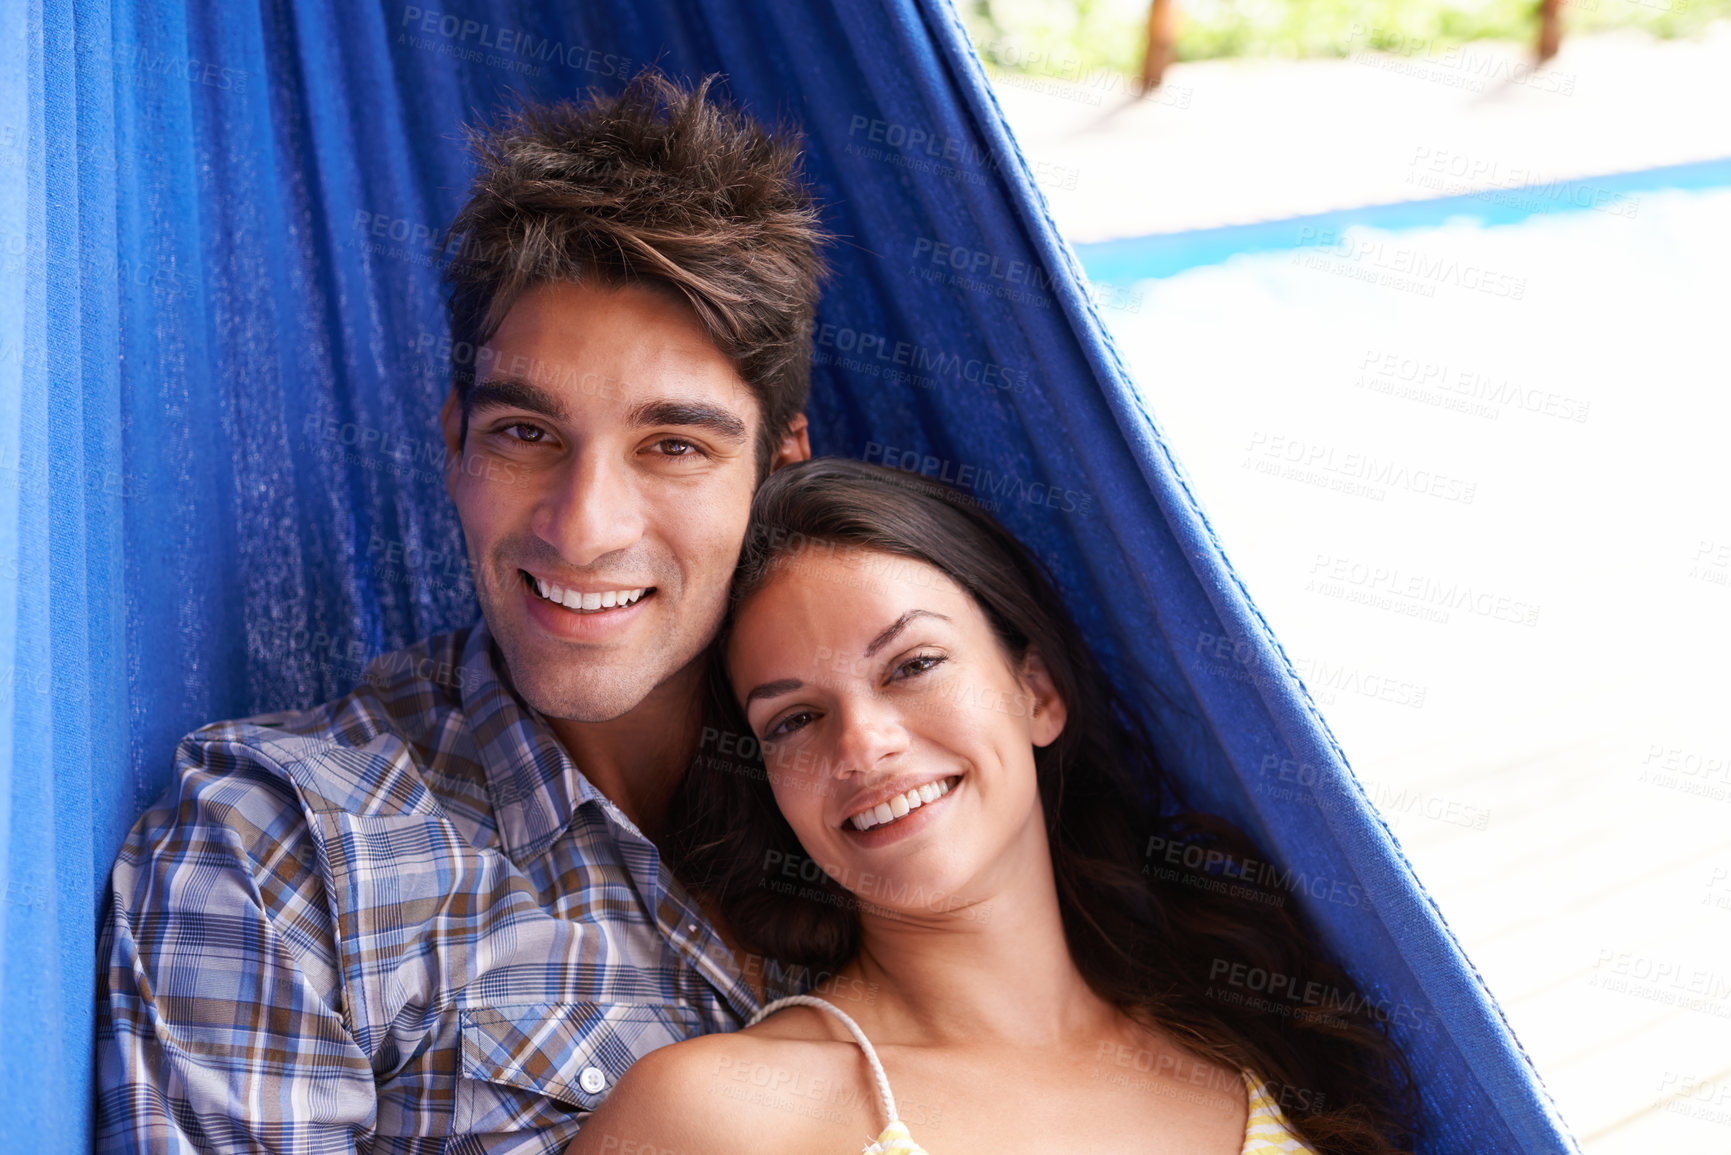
[840,773,963,846]
[842,772,960,832]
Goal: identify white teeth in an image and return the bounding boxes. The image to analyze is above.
[530,578,650,612]
[848,777,956,832]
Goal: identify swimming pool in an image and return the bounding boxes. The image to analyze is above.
[1074,157,1730,283]
[1076,163,1731,1153]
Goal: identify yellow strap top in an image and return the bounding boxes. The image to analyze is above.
[747,996,1319,1155]
[1241,1076,1322,1155]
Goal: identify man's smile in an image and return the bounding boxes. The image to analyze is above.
[516,563,664,643]
[521,568,655,614]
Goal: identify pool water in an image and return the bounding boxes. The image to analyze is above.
[1080,172,1731,1152]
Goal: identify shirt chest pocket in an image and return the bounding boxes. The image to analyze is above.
[454,1001,706,1135]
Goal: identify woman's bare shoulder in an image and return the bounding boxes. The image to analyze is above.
[565,1015,869,1155]
[565,1032,768,1155]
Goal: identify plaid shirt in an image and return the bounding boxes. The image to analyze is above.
[96,621,805,1154]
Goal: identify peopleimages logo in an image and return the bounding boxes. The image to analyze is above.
[1406,146,1639,219]
[863,442,1094,517]
[398,6,632,77]
[1588,949,1731,1019]
[911,237,1056,292]
[1206,958,1434,1033]
[1294,225,1528,300]
[1143,834,1376,912]
[1243,431,1478,505]
[1356,347,1591,423]
[847,115,1004,173]
[1305,552,1541,628]
[814,323,1029,394]
[1345,24,1577,96]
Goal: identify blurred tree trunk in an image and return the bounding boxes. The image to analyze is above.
[1538,0,1562,62]
[1140,0,1176,93]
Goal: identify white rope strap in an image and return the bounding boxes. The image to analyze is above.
[747,994,899,1128]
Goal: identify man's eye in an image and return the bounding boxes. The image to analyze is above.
[767,709,818,738]
[504,423,547,443]
[891,654,945,681]
[654,438,705,457]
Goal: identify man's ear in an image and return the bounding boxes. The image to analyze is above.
[1020,647,1068,748]
[769,412,811,471]
[439,387,465,500]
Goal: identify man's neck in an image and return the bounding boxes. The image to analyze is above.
[544,660,706,841]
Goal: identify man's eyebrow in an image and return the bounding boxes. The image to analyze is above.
[744,677,804,708]
[468,376,569,422]
[865,609,951,658]
[627,399,748,443]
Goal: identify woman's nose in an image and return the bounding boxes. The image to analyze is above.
[829,694,908,778]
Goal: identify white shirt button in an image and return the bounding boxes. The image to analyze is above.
[579,1066,607,1095]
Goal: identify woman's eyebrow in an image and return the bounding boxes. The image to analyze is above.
[743,610,952,707]
[744,677,803,708]
[864,609,951,657]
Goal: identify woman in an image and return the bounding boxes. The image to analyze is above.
[568,458,1417,1154]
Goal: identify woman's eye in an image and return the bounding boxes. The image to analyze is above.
[767,709,817,738]
[891,654,945,681]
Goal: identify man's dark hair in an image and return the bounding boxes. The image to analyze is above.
[441,68,830,473]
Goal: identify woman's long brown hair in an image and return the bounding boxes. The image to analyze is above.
[665,457,1419,1154]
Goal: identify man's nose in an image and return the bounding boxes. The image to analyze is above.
[533,449,645,566]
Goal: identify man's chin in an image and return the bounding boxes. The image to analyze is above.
[528,695,643,725]
[479,574,719,723]
[499,637,663,723]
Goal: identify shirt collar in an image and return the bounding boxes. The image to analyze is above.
[457,618,621,864]
[454,620,790,1013]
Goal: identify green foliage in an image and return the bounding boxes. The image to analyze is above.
[962,0,1147,76]
[961,0,1731,74]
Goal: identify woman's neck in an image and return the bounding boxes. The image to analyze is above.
[837,820,1119,1049]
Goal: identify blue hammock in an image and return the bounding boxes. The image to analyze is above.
[0,1,1578,1151]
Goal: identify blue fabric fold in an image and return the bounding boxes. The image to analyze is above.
[0,1,1577,1150]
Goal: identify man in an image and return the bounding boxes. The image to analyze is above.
[95,70,828,1153]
